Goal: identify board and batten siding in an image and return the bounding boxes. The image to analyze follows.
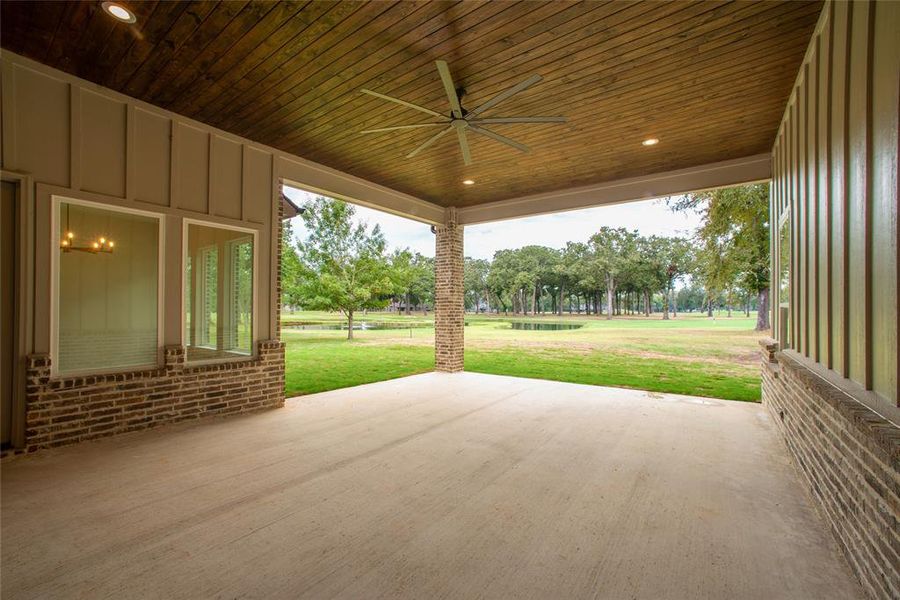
[770,0,898,417]
[0,51,443,364]
[0,55,277,355]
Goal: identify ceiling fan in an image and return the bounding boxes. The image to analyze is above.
[360,60,566,166]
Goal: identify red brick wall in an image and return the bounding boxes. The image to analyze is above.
[19,341,284,452]
[761,341,900,599]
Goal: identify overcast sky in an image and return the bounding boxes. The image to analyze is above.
[284,186,702,260]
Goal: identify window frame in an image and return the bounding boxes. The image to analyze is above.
[49,195,165,377]
[181,218,259,365]
[193,243,218,351]
[777,208,792,349]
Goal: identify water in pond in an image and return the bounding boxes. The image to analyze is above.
[509,322,584,331]
[285,321,432,331]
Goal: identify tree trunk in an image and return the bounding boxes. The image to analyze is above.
[756,287,770,331]
[347,310,354,340]
[707,298,713,317]
[405,292,411,316]
[663,286,670,320]
[557,285,564,316]
[605,277,615,320]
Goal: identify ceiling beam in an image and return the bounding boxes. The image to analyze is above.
[278,156,444,225]
[455,153,771,225]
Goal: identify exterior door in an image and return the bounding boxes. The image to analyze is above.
[1,180,15,447]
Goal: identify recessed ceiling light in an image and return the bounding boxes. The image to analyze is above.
[642,138,659,146]
[462,179,475,185]
[102,2,136,23]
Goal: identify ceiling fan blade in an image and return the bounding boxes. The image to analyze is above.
[468,116,567,124]
[360,123,447,134]
[456,127,472,165]
[407,126,453,158]
[435,60,463,119]
[469,125,529,153]
[361,89,443,119]
[467,74,542,118]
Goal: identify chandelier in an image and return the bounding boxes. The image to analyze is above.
[59,204,114,254]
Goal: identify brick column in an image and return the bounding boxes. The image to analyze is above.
[434,208,464,372]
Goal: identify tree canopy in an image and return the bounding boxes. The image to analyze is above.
[295,197,394,339]
[668,183,770,330]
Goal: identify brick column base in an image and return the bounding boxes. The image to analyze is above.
[434,211,464,372]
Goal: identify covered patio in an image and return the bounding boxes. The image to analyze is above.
[1,0,897,597]
[2,373,862,599]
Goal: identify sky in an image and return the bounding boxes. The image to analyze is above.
[283,186,702,260]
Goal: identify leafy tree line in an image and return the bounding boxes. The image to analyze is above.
[282,197,433,339]
[467,184,770,330]
[467,231,695,320]
[284,184,771,337]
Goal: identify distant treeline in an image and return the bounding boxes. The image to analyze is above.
[283,183,771,336]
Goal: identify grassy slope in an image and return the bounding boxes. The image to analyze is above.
[282,311,764,402]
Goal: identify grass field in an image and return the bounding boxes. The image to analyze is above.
[282,310,764,402]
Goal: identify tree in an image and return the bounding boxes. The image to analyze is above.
[555,242,586,315]
[657,236,692,319]
[517,245,558,315]
[486,249,521,314]
[296,197,394,339]
[669,183,771,330]
[629,235,666,317]
[408,253,434,314]
[280,220,304,312]
[589,227,638,320]
[464,258,491,312]
[390,249,431,315]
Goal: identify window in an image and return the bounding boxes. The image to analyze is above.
[54,199,161,375]
[778,213,791,347]
[184,222,255,361]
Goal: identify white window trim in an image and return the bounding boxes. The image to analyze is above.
[193,243,217,350]
[224,237,253,357]
[49,195,165,377]
[181,218,259,365]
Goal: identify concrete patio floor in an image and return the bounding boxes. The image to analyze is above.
[1,372,862,599]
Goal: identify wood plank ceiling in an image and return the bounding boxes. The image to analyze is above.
[0,0,822,207]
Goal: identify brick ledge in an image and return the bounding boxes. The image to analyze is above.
[775,350,900,471]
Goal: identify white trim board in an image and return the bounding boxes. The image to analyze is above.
[455,154,772,225]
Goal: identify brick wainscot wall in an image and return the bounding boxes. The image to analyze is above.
[16,341,284,454]
[760,339,900,599]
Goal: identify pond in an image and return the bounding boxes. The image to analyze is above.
[285,321,433,331]
[508,322,584,331]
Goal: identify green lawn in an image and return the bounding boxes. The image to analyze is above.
[281,311,764,402]
[285,337,434,396]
